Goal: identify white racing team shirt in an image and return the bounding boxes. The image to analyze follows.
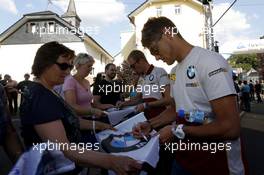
[170,46,245,175]
[138,65,169,100]
[170,47,235,113]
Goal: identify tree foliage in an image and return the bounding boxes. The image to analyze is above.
[228,53,259,72]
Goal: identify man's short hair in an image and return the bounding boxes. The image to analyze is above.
[105,63,115,71]
[141,16,182,48]
[127,50,147,62]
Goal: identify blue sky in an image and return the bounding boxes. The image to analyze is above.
[0,0,263,56]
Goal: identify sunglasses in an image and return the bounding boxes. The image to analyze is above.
[55,62,74,71]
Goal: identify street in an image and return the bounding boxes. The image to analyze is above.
[241,102,264,175]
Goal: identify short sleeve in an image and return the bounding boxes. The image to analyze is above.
[63,76,76,92]
[93,81,103,96]
[20,85,63,125]
[157,68,169,86]
[199,53,236,101]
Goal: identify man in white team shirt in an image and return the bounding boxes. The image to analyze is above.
[117,50,171,120]
[133,17,248,175]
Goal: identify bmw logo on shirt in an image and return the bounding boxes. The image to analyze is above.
[149,74,154,81]
[187,65,196,79]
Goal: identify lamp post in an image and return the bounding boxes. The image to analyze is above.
[203,0,214,51]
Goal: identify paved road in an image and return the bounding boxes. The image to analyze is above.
[241,102,264,175]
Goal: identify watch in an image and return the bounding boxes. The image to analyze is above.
[171,123,185,139]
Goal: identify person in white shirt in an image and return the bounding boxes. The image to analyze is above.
[133,17,247,175]
[117,50,171,119]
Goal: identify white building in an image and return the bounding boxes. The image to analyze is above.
[0,0,113,81]
[115,0,207,72]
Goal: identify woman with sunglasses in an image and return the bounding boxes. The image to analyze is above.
[19,41,141,174]
[63,53,111,144]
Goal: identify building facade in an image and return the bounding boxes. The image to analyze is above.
[0,0,112,81]
[116,0,207,72]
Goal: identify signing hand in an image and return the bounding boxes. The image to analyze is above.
[116,101,125,109]
[132,121,152,139]
[158,125,174,144]
[135,103,145,112]
[96,122,116,131]
[92,108,108,118]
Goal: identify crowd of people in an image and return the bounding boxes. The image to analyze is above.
[233,77,264,112]
[1,16,261,175]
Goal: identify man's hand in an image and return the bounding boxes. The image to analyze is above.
[135,103,145,112]
[132,122,152,138]
[116,101,125,109]
[92,108,108,118]
[158,125,174,144]
[96,122,116,131]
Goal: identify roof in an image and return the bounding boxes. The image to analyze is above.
[128,0,203,24]
[0,10,112,59]
[24,11,57,16]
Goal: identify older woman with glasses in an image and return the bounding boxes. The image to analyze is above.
[19,41,141,174]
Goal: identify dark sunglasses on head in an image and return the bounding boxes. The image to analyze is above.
[55,62,74,71]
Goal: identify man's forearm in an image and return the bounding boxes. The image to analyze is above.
[123,97,142,107]
[149,107,176,129]
[148,97,171,108]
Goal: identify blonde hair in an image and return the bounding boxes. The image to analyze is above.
[73,53,94,66]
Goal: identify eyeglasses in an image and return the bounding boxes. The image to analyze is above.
[55,62,74,71]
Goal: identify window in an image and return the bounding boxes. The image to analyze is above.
[48,22,55,33]
[31,23,36,33]
[42,22,47,33]
[156,7,162,17]
[175,5,181,15]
